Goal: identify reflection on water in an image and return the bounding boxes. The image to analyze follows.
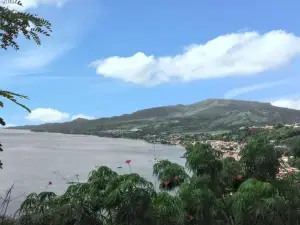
[0,129,185,214]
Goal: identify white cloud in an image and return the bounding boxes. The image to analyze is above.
[271,98,300,110]
[26,108,70,122]
[71,114,95,120]
[25,108,95,123]
[224,80,287,99]
[1,0,68,11]
[90,30,300,85]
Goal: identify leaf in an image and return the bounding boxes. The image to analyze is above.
[0,90,31,112]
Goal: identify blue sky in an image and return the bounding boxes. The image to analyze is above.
[1,0,300,126]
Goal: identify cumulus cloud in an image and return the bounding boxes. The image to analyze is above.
[25,108,95,123]
[271,98,300,110]
[26,108,70,123]
[71,114,95,120]
[90,30,300,85]
[1,0,68,11]
[224,80,287,99]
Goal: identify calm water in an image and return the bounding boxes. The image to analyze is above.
[0,129,185,215]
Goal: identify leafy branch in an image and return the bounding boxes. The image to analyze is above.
[0,0,52,50]
[0,90,30,126]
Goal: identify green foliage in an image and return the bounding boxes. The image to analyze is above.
[153,160,189,190]
[185,142,223,179]
[230,179,286,225]
[0,90,31,126]
[0,0,52,50]
[240,136,280,181]
[152,192,185,225]
[290,136,300,157]
[220,157,243,191]
[289,156,300,169]
[178,175,219,224]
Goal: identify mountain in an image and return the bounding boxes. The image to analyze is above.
[10,99,300,134]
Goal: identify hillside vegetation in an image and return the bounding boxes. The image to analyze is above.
[10,99,300,136]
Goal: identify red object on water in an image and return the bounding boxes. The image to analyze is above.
[48,181,52,185]
[125,160,131,164]
[164,180,170,186]
[187,215,193,221]
[174,176,179,180]
[236,175,243,180]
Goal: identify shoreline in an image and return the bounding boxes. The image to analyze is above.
[26,129,188,148]
[4,128,187,149]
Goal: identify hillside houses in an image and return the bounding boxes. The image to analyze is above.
[284,123,300,128]
[201,140,298,177]
[264,125,274,130]
[239,123,300,130]
[203,140,245,152]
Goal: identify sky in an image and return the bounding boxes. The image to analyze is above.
[1,0,300,126]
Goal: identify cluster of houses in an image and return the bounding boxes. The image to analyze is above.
[264,123,300,129]
[277,155,298,179]
[203,140,244,152]
[201,140,298,178]
[239,123,300,130]
[283,123,300,129]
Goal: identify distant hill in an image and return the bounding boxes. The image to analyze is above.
[10,99,300,134]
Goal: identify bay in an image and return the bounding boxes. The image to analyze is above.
[0,129,185,215]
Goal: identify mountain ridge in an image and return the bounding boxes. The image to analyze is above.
[9,99,300,134]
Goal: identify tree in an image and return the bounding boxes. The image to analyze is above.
[230,178,286,225]
[220,157,243,192]
[239,136,280,181]
[185,142,223,180]
[290,136,300,158]
[152,192,185,225]
[0,0,51,168]
[178,175,219,224]
[153,159,189,190]
[104,173,156,225]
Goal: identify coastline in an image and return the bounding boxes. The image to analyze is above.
[6,128,188,149]
[28,129,190,148]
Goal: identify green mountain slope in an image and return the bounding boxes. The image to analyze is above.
[10,99,300,134]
